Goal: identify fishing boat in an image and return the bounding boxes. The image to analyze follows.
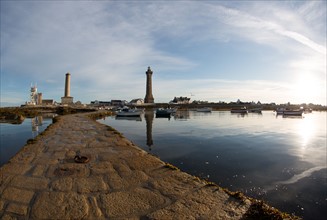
[156,108,171,118]
[166,107,178,114]
[275,108,286,115]
[231,107,247,113]
[283,109,303,116]
[304,108,312,114]
[248,108,262,113]
[196,107,212,112]
[116,107,142,117]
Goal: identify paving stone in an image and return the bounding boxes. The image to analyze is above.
[90,161,115,175]
[46,163,90,178]
[65,149,76,158]
[119,170,149,189]
[31,192,89,219]
[31,164,47,177]
[2,187,34,204]
[0,163,32,175]
[11,176,49,190]
[88,196,104,219]
[50,177,73,191]
[0,175,13,195]
[6,203,28,216]
[100,188,167,218]
[52,151,66,159]
[74,176,108,193]
[147,187,250,219]
[9,152,35,164]
[33,157,59,165]
[0,199,5,210]
[1,214,17,220]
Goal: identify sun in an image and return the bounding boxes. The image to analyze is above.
[291,73,322,104]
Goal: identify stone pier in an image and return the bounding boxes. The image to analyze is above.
[0,112,296,219]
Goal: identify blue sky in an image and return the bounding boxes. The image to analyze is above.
[1,0,326,106]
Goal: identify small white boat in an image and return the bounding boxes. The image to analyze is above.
[116,107,142,117]
[276,108,286,115]
[248,108,262,113]
[231,107,247,113]
[304,108,312,114]
[166,107,178,114]
[283,109,303,116]
[196,107,212,112]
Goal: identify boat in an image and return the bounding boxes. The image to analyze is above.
[231,107,247,113]
[304,108,312,114]
[283,109,303,116]
[248,108,262,113]
[116,107,142,117]
[196,107,212,112]
[275,108,286,115]
[166,107,178,114]
[156,108,171,118]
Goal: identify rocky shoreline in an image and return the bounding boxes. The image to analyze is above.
[0,111,300,219]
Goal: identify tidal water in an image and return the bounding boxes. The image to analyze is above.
[0,116,54,166]
[99,110,326,220]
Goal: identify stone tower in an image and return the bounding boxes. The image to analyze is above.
[144,67,154,103]
[64,73,71,97]
[61,72,74,105]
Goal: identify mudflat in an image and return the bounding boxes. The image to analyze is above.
[0,112,297,219]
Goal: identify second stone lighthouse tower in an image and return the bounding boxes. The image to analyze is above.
[144,66,154,103]
[64,73,71,97]
[61,72,74,105]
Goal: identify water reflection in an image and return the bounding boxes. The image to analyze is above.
[31,116,43,138]
[297,115,315,148]
[0,114,55,166]
[173,110,190,120]
[115,116,142,121]
[144,110,154,149]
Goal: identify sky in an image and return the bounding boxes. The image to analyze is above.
[1,0,326,106]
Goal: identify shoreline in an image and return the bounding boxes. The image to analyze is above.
[0,111,299,219]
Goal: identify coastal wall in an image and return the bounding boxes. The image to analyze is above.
[0,111,298,219]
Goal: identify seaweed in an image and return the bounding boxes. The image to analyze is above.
[164,163,180,171]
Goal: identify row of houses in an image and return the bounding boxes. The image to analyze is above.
[90,99,144,107]
[90,96,193,107]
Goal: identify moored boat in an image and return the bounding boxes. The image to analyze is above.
[156,108,171,118]
[196,107,212,112]
[304,108,312,114]
[283,109,303,116]
[166,107,178,114]
[248,108,262,113]
[275,108,286,115]
[231,107,247,113]
[116,107,142,117]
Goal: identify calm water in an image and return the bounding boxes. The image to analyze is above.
[99,110,326,220]
[0,116,54,166]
